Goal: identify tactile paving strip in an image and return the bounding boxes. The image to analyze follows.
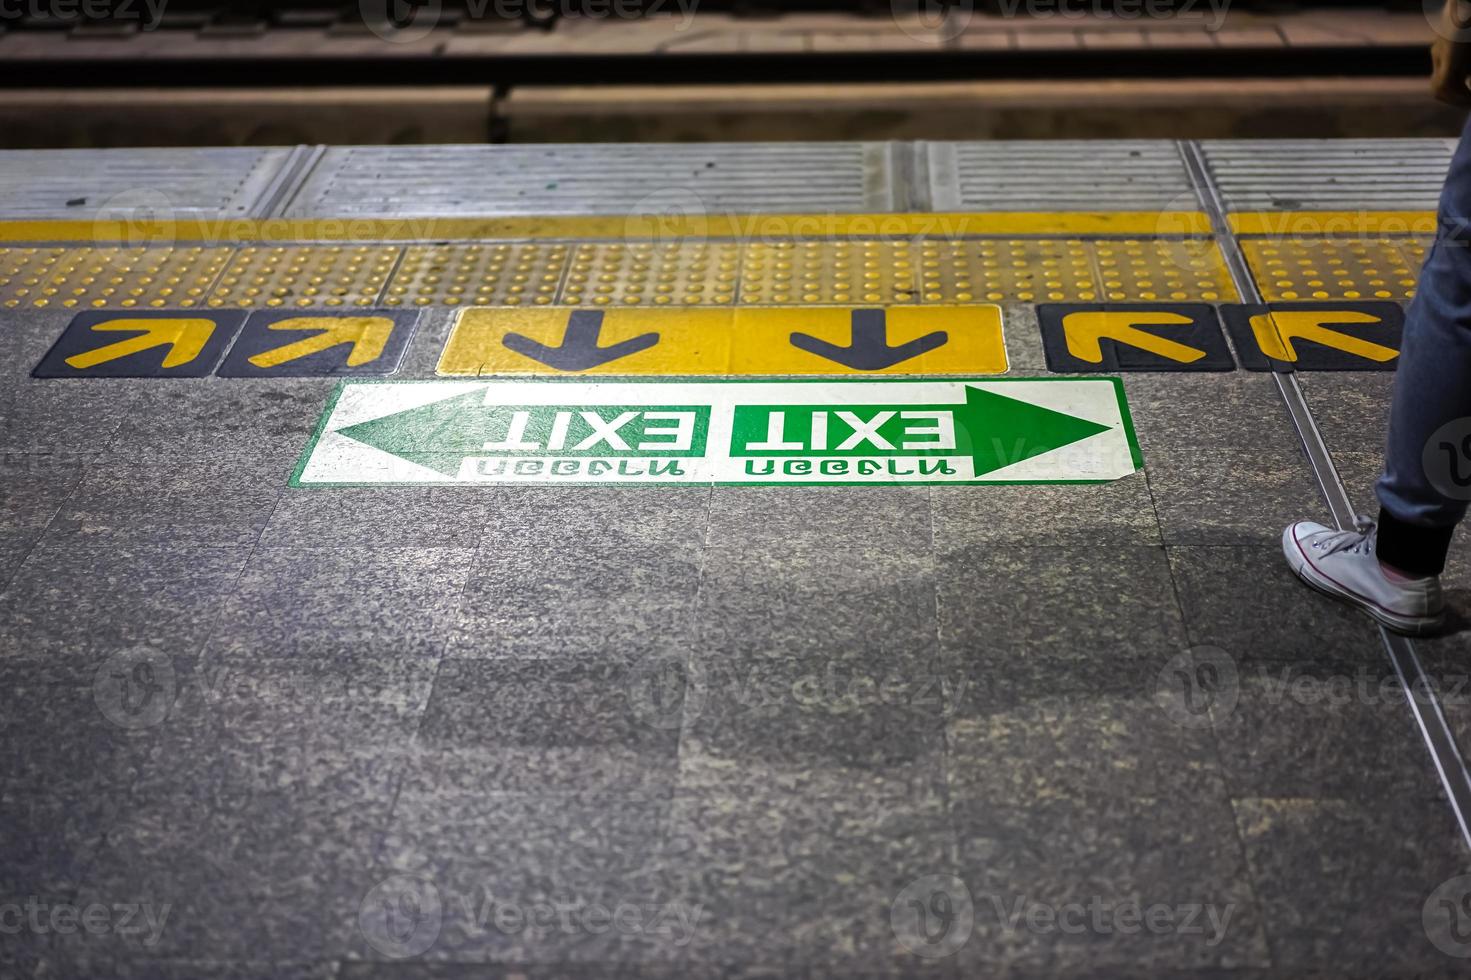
[1240,237,1427,301]
[0,237,1239,309]
[565,241,742,307]
[0,245,232,310]
[739,241,920,306]
[381,243,570,308]
[206,245,402,309]
[912,240,1098,304]
[1093,239,1235,302]
[379,238,1234,307]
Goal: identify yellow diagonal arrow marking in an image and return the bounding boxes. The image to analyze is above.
[1248,311,1398,363]
[1061,311,1205,364]
[247,316,394,369]
[64,318,215,370]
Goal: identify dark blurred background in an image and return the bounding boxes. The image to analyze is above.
[0,0,1457,146]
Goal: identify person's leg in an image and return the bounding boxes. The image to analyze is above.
[1282,117,1471,634]
[1375,120,1471,576]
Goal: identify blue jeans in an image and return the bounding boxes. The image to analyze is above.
[1375,117,1471,574]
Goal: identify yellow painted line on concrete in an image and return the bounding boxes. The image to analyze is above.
[438,304,1008,377]
[0,211,1213,245]
[1229,211,1436,237]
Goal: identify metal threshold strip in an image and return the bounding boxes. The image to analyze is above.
[1181,139,1471,850]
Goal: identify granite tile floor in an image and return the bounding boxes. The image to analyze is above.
[1,310,1468,978]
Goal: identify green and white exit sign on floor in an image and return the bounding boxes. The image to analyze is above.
[291,378,1140,486]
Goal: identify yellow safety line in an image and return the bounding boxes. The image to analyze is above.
[0,211,1214,244]
[1229,211,1436,237]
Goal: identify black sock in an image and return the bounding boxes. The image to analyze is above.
[1375,507,1456,577]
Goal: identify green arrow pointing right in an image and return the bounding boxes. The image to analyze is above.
[952,384,1113,477]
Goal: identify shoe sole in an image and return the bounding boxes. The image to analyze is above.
[1283,528,1445,637]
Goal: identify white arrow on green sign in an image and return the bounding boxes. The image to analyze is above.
[291,378,1140,486]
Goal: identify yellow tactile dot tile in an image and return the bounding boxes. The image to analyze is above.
[1092,239,1234,302]
[1391,237,1431,284]
[559,241,740,307]
[383,242,569,308]
[920,239,1099,303]
[0,245,232,310]
[1242,237,1427,302]
[206,244,401,309]
[738,240,923,306]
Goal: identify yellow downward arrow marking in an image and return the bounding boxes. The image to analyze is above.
[1248,311,1398,363]
[64,318,216,370]
[247,316,394,369]
[1062,311,1205,364]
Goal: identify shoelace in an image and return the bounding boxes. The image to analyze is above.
[1314,514,1378,556]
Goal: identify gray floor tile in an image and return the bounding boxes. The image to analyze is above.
[0,453,91,533]
[1208,652,1444,801]
[1326,449,1380,520]
[336,965,715,980]
[0,531,38,591]
[0,311,76,376]
[1146,449,1330,547]
[950,793,1269,973]
[998,969,1464,980]
[946,695,1227,808]
[47,451,283,547]
[105,379,336,459]
[706,486,931,554]
[1438,545,1471,633]
[263,487,489,550]
[1167,545,1385,662]
[0,663,149,899]
[4,306,1458,974]
[930,472,1160,550]
[698,545,938,662]
[0,539,252,665]
[218,546,476,648]
[369,790,675,963]
[481,486,710,551]
[661,787,957,974]
[336,965,709,980]
[936,545,1188,710]
[1411,626,1471,776]
[413,658,678,797]
[0,380,142,454]
[1002,304,1048,375]
[394,308,456,379]
[1123,373,1300,454]
[146,634,442,790]
[1298,372,1395,456]
[24,961,341,980]
[1233,795,1469,972]
[447,544,701,661]
[68,752,394,962]
[677,650,951,798]
[0,454,90,589]
[1169,544,1451,799]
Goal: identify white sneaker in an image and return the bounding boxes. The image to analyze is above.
[1282,518,1445,636]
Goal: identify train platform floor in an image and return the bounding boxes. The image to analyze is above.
[2,139,1470,978]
